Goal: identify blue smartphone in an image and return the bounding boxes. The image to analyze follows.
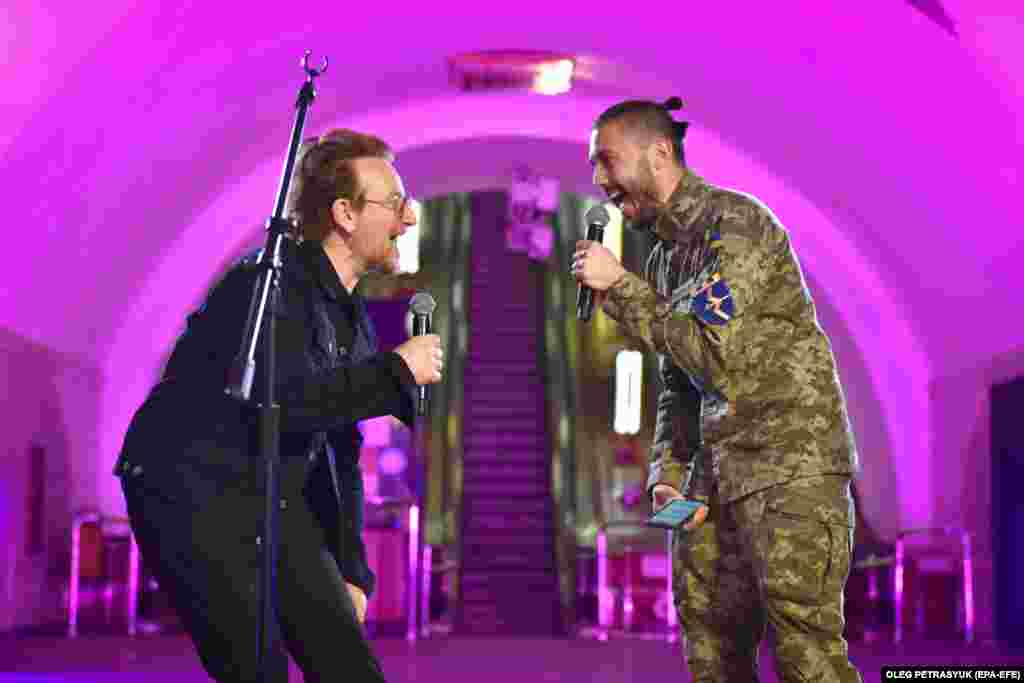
[646,499,704,529]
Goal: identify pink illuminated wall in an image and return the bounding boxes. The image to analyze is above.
[100,94,932,543]
[1,2,1021,633]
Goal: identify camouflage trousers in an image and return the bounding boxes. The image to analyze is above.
[673,474,862,682]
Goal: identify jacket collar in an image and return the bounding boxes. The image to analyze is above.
[650,168,711,243]
[298,239,355,306]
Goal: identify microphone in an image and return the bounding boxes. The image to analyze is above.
[576,204,611,322]
[409,290,437,416]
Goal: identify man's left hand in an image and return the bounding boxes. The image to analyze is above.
[572,240,627,292]
[345,582,367,624]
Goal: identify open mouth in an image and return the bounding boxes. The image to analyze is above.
[607,189,626,208]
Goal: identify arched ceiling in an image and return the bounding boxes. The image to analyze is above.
[4,2,1019,365]
[1,2,1021,526]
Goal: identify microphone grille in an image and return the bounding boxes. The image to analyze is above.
[584,204,611,228]
[409,291,437,316]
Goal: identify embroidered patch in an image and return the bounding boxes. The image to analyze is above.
[706,227,722,248]
[691,273,734,325]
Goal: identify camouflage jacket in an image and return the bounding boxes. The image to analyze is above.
[602,170,858,504]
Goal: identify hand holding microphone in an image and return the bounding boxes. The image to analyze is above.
[573,204,624,320]
[394,291,442,416]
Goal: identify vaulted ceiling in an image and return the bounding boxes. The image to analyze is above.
[2,2,1020,525]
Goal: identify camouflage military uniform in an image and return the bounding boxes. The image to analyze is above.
[602,169,861,682]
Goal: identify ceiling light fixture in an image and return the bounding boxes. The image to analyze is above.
[448,50,576,95]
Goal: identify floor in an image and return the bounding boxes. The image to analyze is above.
[2,632,1023,682]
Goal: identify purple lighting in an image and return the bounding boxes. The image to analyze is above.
[378,448,408,477]
[1,0,1022,646]
[407,504,419,643]
[99,93,935,542]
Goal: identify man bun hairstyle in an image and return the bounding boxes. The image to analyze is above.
[595,96,689,166]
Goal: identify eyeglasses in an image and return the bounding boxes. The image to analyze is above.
[363,193,414,217]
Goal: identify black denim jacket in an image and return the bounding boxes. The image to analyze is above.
[116,239,415,596]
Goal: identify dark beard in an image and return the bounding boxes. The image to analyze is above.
[623,206,659,232]
[622,159,660,230]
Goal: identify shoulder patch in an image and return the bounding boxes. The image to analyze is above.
[691,272,735,325]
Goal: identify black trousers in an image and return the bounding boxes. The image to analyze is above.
[122,456,386,682]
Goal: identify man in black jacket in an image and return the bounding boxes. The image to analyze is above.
[115,129,442,682]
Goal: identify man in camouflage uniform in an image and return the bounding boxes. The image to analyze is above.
[573,98,861,682]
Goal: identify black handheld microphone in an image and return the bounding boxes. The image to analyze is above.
[576,204,611,322]
[409,291,437,416]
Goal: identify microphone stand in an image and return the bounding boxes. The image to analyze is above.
[224,50,328,683]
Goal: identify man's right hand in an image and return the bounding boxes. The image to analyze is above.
[394,334,443,385]
[652,484,709,531]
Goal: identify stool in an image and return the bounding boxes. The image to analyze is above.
[575,546,598,628]
[363,496,424,641]
[419,544,458,637]
[595,520,676,642]
[893,527,974,643]
[845,553,895,642]
[67,512,140,637]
